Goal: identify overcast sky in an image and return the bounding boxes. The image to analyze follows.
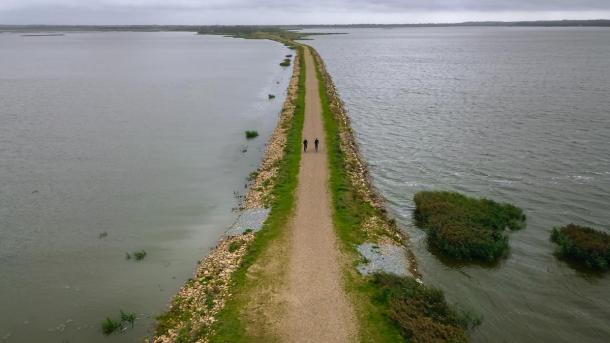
[1,0,610,25]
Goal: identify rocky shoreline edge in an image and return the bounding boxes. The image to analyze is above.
[152,44,302,343]
[310,48,421,280]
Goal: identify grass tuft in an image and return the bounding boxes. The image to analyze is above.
[551,224,610,271]
[134,250,147,261]
[245,130,259,139]
[228,240,244,253]
[414,191,525,262]
[120,310,136,328]
[101,317,122,335]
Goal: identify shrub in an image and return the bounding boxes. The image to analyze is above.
[414,191,525,262]
[551,224,610,271]
[372,273,476,343]
[245,130,259,139]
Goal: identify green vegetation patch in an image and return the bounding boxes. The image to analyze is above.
[228,240,244,253]
[245,130,259,139]
[551,224,610,271]
[101,317,122,335]
[372,273,479,343]
[279,58,291,67]
[414,191,525,262]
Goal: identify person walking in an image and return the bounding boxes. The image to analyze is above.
[303,138,308,153]
[314,138,319,152]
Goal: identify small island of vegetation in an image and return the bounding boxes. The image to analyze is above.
[245,130,259,139]
[414,191,525,262]
[551,224,610,271]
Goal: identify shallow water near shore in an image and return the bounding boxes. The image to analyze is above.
[308,27,610,342]
[0,32,292,342]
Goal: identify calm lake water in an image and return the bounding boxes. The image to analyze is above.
[308,27,610,342]
[0,32,292,342]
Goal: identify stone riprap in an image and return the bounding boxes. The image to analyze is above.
[225,208,271,236]
[356,243,409,277]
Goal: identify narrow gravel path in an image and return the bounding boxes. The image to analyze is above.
[281,48,357,342]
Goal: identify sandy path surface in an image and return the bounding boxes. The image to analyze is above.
[281,48,357,342]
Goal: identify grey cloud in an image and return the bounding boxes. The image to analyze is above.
[1,0,610,24]
[4,0,610,12]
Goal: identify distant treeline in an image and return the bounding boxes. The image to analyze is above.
[2,20,609,33]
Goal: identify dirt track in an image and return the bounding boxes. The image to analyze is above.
[280,48,357,342]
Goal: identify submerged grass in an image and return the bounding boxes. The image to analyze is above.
[102,310,137,335]
[551,224,610,271]
[414,191,525,262]
[208,46,306,342]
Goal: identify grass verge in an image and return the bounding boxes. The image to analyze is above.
[551,223,610,271]
[414,191,525,262]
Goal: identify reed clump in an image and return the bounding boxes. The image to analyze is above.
[551,224,610,271]
[372,273,479,343]
[245,130,259,139]
[414,191,525,262]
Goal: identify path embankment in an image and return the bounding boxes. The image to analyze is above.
[152,32,471,343]
[280,47,357,342]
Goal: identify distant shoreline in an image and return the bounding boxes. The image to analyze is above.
[1,20,610,34]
